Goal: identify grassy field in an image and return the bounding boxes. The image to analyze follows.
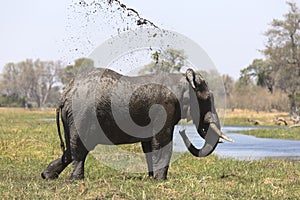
[0,108,299,199]
[232,128,300,140]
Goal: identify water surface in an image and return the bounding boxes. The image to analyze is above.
[173,125,300,161]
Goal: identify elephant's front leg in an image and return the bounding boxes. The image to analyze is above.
[70,158,87,179]
[151,128,173,180]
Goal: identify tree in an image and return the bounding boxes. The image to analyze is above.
[264,1,300,75]
[263,1,300,113]
[239,2,300,113]
[139,49,187,75]
[240,59,274,93]
[235,70,255,93]
[1,60,35,108]
[1,62,20,96]
[222,74,235,98]
[60,58,95,85]
[32,60,62,108]
[0,59,63,108]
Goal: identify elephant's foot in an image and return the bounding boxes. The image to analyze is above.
[41,154,72,180]
[41,171,59,180]
[153,166,168,180]
[41,162,62,180]
[70,160,86,180]
[70,173,84,180]
[148,171,154,177]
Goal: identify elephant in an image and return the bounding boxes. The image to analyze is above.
[41,68,233,180]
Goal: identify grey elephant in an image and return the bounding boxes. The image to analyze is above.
[41,68,232,180]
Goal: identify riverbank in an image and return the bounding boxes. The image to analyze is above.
[223,109,300,140]
[231,127,300,140]
[224,109,292,126]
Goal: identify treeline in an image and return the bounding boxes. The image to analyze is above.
[183,70,290,112]
[0,58,95,108]
[223,74,291,112]
[0,56,297,113]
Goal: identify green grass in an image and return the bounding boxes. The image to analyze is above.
[224,117,253,126]
[0,109,300,199]
[231,128,300,140]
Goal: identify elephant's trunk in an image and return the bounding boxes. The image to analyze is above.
[179,123,233,157]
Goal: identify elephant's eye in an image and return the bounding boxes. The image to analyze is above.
[196,83,208,93]
[196,90,210,100]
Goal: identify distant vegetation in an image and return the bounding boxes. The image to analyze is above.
[0,58,95,108]
[234,1,300,115]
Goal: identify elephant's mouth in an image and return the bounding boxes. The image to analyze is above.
[179,123,233,157]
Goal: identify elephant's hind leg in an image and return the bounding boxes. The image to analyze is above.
[70,137,89,180]
[151,127,174,180]
[142,141,154,177]
[151,137,173,180]
[41,150,72,179]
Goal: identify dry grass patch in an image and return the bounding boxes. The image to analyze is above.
[224,109,291,126]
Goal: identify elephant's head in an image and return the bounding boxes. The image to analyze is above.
[180,68,233,157]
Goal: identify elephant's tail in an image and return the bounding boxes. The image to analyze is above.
[56,106,65,153]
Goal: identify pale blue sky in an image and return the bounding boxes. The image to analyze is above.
[0,0,289,79]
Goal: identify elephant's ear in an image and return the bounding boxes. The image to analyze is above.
[186,68,196,89]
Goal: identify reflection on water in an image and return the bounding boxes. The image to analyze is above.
[173,125,300,161]
[39,118,56,122]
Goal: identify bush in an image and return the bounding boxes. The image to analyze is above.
[0,94,25,107]
[227,87,290,112]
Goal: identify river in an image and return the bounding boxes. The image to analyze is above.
[173,125,300,161]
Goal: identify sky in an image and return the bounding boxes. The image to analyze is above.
[0,0,290,79]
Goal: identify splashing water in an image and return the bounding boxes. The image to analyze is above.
[62,0,158,64]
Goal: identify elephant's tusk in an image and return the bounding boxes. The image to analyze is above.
[209,123,234,142]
